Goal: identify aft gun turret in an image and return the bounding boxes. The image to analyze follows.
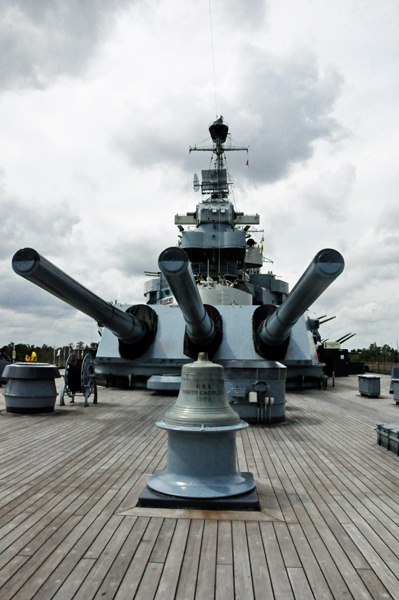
[158,247,223,358]
[254,249,344,360]
[12,248,157,360]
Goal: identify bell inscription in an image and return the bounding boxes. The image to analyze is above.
[181,381,224,401]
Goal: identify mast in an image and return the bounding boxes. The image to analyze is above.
[189,116,247,203]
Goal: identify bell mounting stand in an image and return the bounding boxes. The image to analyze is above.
[138,353,260,510]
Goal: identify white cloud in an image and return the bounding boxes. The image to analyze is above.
[0,0,398,352]
[0,0,136,90]
[299,163,356,222]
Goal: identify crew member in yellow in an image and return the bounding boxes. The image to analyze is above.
[25,349,37,362]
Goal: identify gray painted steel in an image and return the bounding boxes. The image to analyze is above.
[0,358,9,384]
[376,423,399,455]
[390,368,399,393]
[391,379,399,404]
[3,362,60,413]
[147,428,255,498]
[158,247,215,346]
[12,248,147,346]
[258,249,344,347]
[147,375,181,391]
[96,304,289,423]
[147,354,256,499]
[358,374,381,397]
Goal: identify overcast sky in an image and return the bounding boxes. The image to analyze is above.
[1,0,398,351]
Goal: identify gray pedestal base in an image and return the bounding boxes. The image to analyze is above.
[138,476,260,511]
[6,405,55,415]
[148,425,256,499]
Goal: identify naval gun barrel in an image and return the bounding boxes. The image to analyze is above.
[158,247,222,357]
[258,249,344,354]
[12,248,150,347]
[336,333,356,344]
[319,315,336,325]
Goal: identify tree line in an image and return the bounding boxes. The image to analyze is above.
[2,341,398,366]
[349,343,399,363]
[0,342,97,365]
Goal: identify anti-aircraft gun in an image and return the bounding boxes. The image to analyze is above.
[12,117,345,423]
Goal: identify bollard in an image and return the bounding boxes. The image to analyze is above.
[3,363,61,414]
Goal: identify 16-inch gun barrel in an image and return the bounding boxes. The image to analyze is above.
[158,247,222,357]
[12,248,150,347]
[257,249,344,353]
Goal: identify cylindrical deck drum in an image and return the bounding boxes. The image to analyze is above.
[3,363,61,414]
[150,424,252,498]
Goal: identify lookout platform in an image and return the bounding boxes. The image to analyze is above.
[0,374,398,599]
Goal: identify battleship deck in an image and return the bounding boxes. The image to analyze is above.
[0,374,398,599]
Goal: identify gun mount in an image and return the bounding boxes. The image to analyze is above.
[12,118,346,424]
[12,248,157,360]
[158,247,223,358]
[254,249,344,360]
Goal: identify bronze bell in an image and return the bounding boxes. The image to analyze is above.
[163,352,241,428]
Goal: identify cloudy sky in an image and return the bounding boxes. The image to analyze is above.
[0,0,398,351]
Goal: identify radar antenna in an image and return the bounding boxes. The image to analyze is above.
[189,117,248,200]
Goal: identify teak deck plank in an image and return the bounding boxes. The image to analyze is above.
[195,520,218,600]
[216,564,234,600]
[246,521,273,600]
[217,520,233,565]
[232,520,254,600]
[0,374,399,598]
[134,562,164,600]
[175,519,203,600]
[107,517,161,600]
[153,519,190,600]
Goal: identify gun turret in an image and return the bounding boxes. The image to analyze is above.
[254,249,344,360]
[158,247,222,358]
[12,248,157,359]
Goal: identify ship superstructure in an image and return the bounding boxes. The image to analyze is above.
[145,117,288,311]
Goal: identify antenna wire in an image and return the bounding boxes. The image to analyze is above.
[208,0,218,117]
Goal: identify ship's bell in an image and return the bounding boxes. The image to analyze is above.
[163,353,241,428]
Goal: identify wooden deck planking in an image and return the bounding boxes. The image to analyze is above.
[175,519,203,600]
[0,376,398,598]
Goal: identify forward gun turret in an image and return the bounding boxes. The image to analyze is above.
[11,118,347,424]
